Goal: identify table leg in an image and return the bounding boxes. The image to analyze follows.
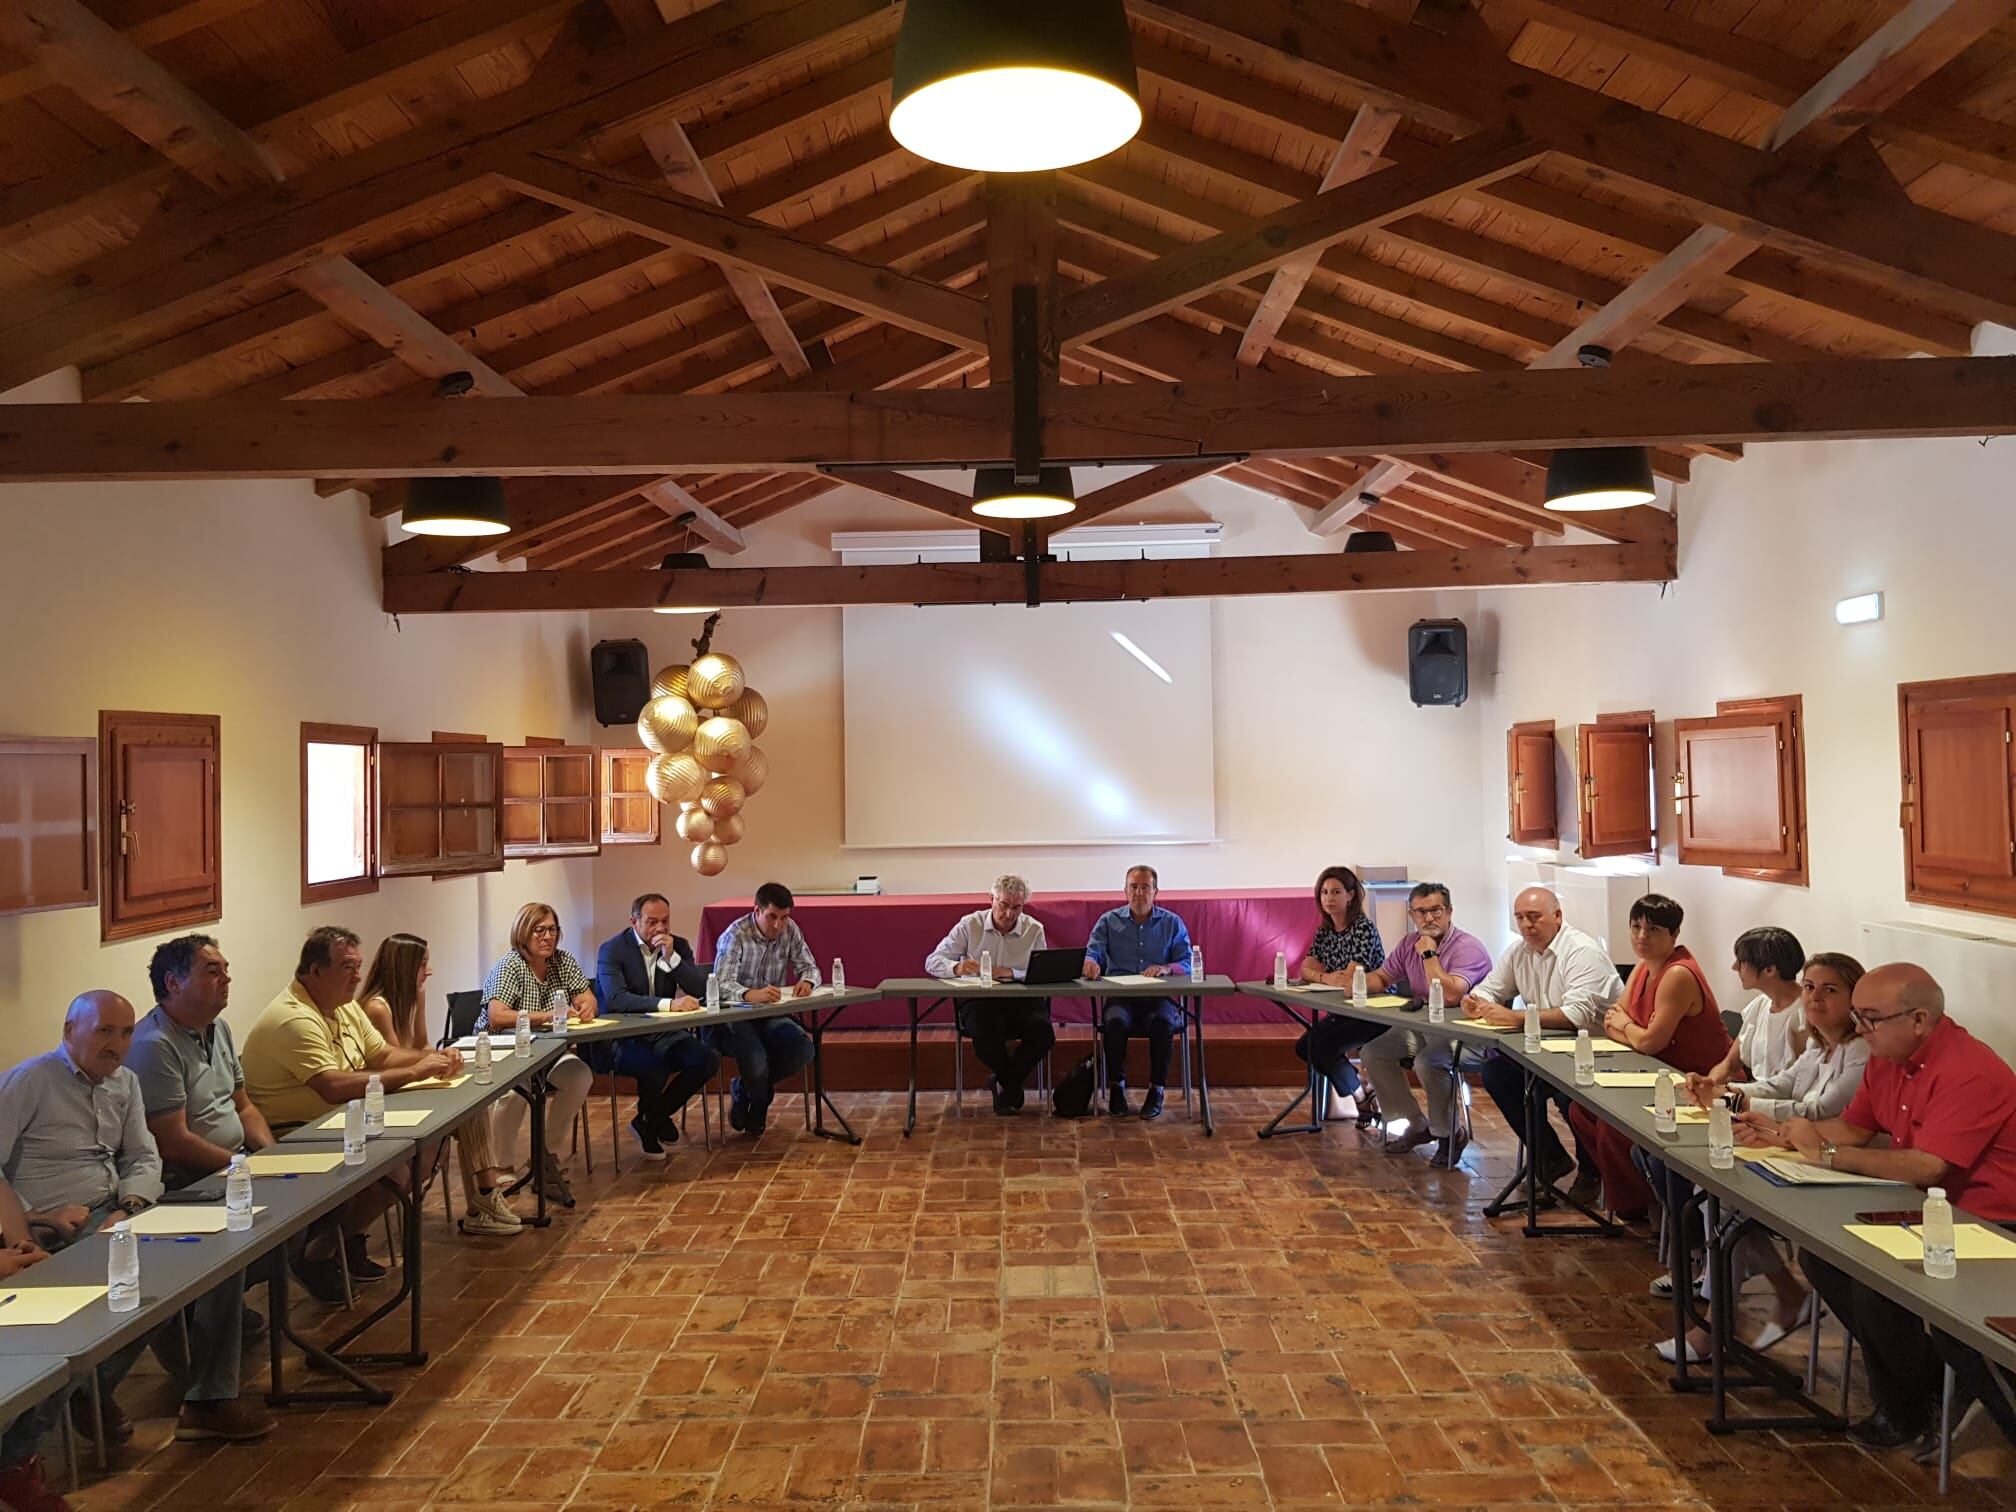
[1192,994,1214,1137]
[905,997,921,1138]
[87,1373,104,1474]
[326,1146,428,1366]
[58,1383,77,1491]
[1940,1363,1954,1496]
[264,1250,393,1407]
[527,1074,550,1228]
[1258,1003,1323,1140]
[808,1006,861,1146]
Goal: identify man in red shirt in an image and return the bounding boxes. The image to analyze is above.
[1778,964,2016,1451]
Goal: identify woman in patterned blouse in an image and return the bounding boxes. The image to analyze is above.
[1292,867,1387,1122]
[481,901,599,1206]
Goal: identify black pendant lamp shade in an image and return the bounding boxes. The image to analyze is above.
[971,465,1076,519]
[890,0,1142,172]
[401,475,509,536]
[1343,527,1398,553]
[1543,446,1657,511]
[653,552,718,615]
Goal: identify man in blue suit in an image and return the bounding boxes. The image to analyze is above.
[591,893,721,1160]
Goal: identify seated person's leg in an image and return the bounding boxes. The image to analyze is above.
[1478,1051,1562,1164]
[172,1274,271,1440]
[1360,1028,1427,1137]
[659,1030,719,1122]
[1100,1005,1133,1089]
[1145,999,1180,1089]
[961,1001,1015,1081]
[1006,1002,1055,1087]
[1418,1039,1462,1140]
[1304,1016,1367,1098]
[716,1021,768,1131]
[611,1037,670,1127]
[1931,1329,2016,1445]
[542,1054,594,1156]
[763,1016,813,1090]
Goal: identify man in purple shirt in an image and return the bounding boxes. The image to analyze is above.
[1359,883,1494,1168]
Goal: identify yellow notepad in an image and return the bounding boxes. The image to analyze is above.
[1459,1020,1518,1033]
[399,1073,470,1091]
[0,1285,107,1326]
[1593,1072,1665,1088]
[1539,1038,1635,1053]
[1641,1104,1711,1123]
[1845,1223,2016,1261]
[314,1109,431,1132]
[1365,995,1409,1009]
[247,1151,346,1176]
[120,1205,267,1235]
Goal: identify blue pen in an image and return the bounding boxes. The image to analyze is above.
[0,1294,15,1307]
[140,1235,202,1244]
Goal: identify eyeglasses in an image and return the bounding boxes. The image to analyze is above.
[529,924,561,938]
[1851,1008,1915,1030]
[1409,904,1450,919]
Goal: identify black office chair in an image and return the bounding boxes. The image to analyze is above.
[1720,1009,1745,1040]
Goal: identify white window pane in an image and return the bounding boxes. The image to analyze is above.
[306,742,368,884]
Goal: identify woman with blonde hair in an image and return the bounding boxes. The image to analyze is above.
[479,902,598,1207]
[360,933,521,1236]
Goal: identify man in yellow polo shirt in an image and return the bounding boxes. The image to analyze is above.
[242,925,457,1302]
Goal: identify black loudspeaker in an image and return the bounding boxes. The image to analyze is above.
[1408,619,1468,707]
[590,639,651,726]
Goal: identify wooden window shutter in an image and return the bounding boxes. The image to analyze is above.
[1577,713,1655,860]
[1507,721,1557,845]
[376,740,504,878]
[1673,696,1806,881]
[100,711,221,942]
[601,748,661,846]
[503,743,601,859]
[0,736,98,916]
[1899,674,2016,919]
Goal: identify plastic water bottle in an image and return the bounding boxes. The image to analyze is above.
[548,988,569,1032]
[1523,1004,1542,1052]
[978,950,993,988]
[1653,1073,1677,1133]
[364,1072,385,1137]
[107,1222,139,1312]
[514,1007,532,1059]
[1922,1188,1957,1279]
[474,1032,493,1086]
[1427,979,1445,1025]
[225,1153,253,1232]
[1351,965,1368,1007]
[832,958,845,993]
[1574,1029,1596,1085]
[1272,951,1288,988]
[1708,1101,1734,1168]
[1189,945,1203,985]
[343,1098,366,1164]
[705,972,720,1010]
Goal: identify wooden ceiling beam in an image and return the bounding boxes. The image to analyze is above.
[387,537,1676,612]
[639,479,746,553]
[20,358,2016,481]
[500,149,990,350]
[841,469,1006,534]
[1385,483,1533,546]
[1135,0,2016,326]
[0,0,265,106]
[1071,460,1229,524]
[289,256,521,394]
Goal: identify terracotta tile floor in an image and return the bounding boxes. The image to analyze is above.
[73,1087,2016,1510]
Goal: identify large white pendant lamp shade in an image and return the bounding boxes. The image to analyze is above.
[890,0,1143,173]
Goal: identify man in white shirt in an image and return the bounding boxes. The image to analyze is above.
[925,875,1053,1115]
[1460,887,1623,1192]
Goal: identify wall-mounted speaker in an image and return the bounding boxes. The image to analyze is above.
[590,639,651,726]
[1408,619,1468,707]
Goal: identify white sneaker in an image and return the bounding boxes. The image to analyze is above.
[477,1190,523,1230]
[458,1204,519,1237]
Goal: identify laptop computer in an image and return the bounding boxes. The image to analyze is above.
[1021,948,1084,987]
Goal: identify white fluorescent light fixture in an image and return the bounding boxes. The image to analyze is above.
[1834,591,1884,626]
[1110,632,1172,683]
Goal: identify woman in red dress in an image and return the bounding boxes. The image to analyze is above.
[1567,894,1731,1219]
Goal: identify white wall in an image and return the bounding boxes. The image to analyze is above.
[1474,361,2016,1016]
[591,476,1495,939]
[0,371,601,1069]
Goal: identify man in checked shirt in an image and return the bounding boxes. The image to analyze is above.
[713,881,818,1136]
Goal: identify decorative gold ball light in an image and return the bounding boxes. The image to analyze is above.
[691,841,728,877]
[699,775,746,819]
[712,813,746,846]
[687,652,745,710]
[650,663,691,701]
[674,805,716,843]
[726,688,768,738]
[645,752,707,805]
[637,694,698,754]
[694,715,750,774]
[737,745,769,797]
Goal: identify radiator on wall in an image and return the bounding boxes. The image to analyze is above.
[1860,921,2016,1061]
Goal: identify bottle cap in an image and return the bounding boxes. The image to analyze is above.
[1929,1187,1946,1200]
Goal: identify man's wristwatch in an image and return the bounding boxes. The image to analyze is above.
[1421,949,1439,959]
[1819,1141,1838,1169]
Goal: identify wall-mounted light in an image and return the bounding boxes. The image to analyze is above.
[1834,591,1884,626]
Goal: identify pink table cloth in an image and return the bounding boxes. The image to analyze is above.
[696,887,1322,1027]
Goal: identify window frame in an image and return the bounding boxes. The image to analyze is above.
[0,735,99,917]
[376,737,505,880]
[601,748,661,847]
[300,722,380,905]
[1898,673,2016,920]
[99,709,222,943]
[1577,710,1657,861]
[503,740,602,861]
[1673,695,1808,887]
[1506,720,1558,846]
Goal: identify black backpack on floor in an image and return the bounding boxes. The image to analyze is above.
[1052,1054,1097,1118]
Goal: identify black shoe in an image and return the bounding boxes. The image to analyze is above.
[1108,1083,1130,1117]
[1140,1085,1166,1121]
[631,1115,667,1161]
[746,1103,769,1137]
[1850,1409,1929,1449]
[1006,1078,1027,1112]
[650,1114,682,1147]
[70,1389,133,1446]
[290,1255,350,1307]
[241,1304,268,1347]
[989,1079,1014,1116]
[1430,1129,1469,1170]
[1535,1141,1576,1189]
[343,1235,389,1281]
[728,1077,749,1133]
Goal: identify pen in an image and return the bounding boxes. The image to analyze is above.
[140,1235,202,1244]
[0,1294,15,1307]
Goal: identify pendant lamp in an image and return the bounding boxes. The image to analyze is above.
[1544,345,1657,511]
[971,466,1077,520]
[890,0,1142,173]
[1343,526,1397,553]
[400,475,509,536]
[653,552,719,615]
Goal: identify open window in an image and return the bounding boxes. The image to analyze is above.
[301,723,378,904]
[1674,696,1807,885]
[100,711,221,942]
[1577,712,1655,860]
[601,748,661,846]
[1507,720,1557,845]
[1899,673,2016,919]
[376,739,503,878]
[503,741,600,859]
[0,737,97,916]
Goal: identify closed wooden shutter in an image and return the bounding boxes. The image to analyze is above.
[100,711,220,942]
[1507,721,1557,845]
[1674,697,1804,879]
[377,741,503,878]
[503,745,601,859]
[601,749,661,846]
[1900,675,2016,918]
[1577,714,1654,859]
[0,737,97,916]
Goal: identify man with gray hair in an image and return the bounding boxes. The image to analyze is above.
[926,875,1054,1114]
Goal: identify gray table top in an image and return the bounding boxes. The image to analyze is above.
[0,1353,70,1422]
[283,1036,567,1145]
[0,1135,412,1369]
[1242,980,2016,1373]
[880,973,1240,1000]
[555,986,884,1045]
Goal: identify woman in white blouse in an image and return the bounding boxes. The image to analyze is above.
[1705,926,1808,1087]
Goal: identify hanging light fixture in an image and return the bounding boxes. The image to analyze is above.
[1343,525,1398,553]
[654,551,719,615]
[400,475,509,536]
[971,465,1076,520]
[890,0,1142,173]
[1544,346,1657,512]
